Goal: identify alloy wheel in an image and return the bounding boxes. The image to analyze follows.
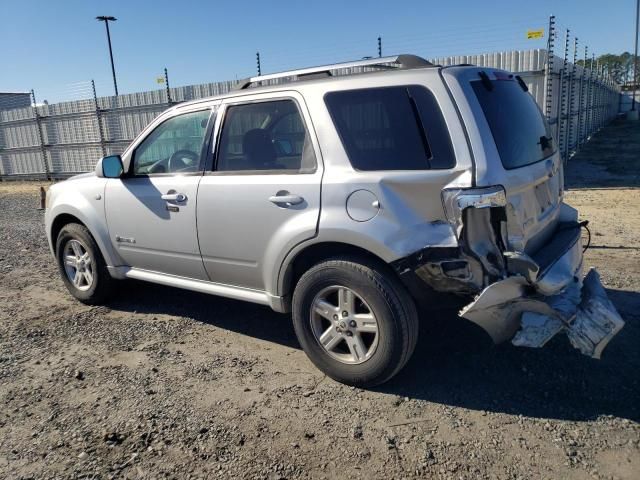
[63,239,94,291]
[310,285,379,364]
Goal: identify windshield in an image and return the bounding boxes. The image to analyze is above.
[472,77,555,170]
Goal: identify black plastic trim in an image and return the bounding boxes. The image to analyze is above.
[531,221,582,276]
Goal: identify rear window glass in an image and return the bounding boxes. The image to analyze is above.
[472,77,555,169]
[324,86,455,171]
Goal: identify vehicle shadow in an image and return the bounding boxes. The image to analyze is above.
[382,288,639,422]
[108,279,299,349]
[107,280,639,422]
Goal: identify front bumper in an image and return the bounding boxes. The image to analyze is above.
[459,221,624,358]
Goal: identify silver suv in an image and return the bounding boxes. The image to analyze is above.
[45,55,624,386]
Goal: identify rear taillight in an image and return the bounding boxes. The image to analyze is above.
[441,186,507,235]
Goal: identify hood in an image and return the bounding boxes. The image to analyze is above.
[66,172,96,181]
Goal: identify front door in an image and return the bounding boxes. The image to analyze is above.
[197,94,323,292]
[105,108,213,279]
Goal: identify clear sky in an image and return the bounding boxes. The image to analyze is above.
[1,0,636,103]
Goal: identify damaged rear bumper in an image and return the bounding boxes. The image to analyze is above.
[394,198,625,358]
[459,222,624,358]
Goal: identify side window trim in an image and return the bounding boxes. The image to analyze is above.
[406,88,433,168]
[201,106,220,172]
[208,103,227,174]
[407,85,456,170]
[208,96,317,175]
[127,107,214,177]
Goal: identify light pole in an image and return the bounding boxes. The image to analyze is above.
[96,16,119,96]
[632,0,639,111]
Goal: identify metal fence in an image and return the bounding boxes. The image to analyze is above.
[0,28,621,179]
[0,80,238,178]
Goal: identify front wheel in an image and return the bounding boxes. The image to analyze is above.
[292,257,419,387]
[55,223,114,305]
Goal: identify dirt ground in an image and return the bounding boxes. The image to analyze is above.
[1,120,638,479]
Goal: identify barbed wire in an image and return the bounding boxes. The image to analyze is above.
[5,14,623,107]
[261,18,550,73]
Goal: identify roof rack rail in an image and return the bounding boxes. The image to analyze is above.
[234,54,432,90]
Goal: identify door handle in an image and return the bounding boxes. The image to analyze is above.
[269,193,304,206]
[161,193,187,202]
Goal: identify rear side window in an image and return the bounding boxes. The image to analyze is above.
[216,99,316,173]
[325,86,455,171]
[472,77,555,169]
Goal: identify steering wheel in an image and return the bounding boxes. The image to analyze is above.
[168,149,199,172]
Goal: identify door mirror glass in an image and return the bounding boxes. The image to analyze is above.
[102,155,124,178]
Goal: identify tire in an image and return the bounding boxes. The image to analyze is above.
[292,256,419,387]
[55,223,114,305]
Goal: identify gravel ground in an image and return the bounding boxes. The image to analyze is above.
[1,120,638,479]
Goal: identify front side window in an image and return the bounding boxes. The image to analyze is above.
[472,77,555,169]
[216,99,316,173]
[132,109,211,175]
[324,86,455,171]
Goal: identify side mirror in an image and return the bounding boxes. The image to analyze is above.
[96,155,124,178]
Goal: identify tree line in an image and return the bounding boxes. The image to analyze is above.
[577,53,639,86]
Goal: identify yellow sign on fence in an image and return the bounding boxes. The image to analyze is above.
[527,28,544,39]
[156,77,165,84]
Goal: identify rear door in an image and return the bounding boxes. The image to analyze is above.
[444,68,563,254]
[196,92,323,292]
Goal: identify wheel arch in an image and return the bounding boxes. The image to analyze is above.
[278,241,397,305]
[48,208,121,269]
[51,213,86,251]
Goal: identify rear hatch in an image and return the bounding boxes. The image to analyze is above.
[443,67,563,254]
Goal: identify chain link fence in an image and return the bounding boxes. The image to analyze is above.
[0,20,621,180]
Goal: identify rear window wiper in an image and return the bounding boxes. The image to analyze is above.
[478,71,493,91]
[538,135,552,151]
[516,75,529,92]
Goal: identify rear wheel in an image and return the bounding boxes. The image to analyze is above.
[292,257,418,387]
[55,223,114,305]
